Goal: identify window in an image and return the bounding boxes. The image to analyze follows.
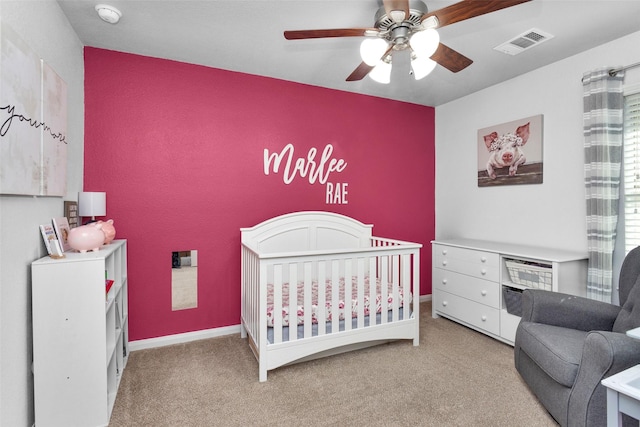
[624,90,640,253]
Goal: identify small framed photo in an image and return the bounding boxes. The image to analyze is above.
[52,217,72,252]
[64,201,79,228]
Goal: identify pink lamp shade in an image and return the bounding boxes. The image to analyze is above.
[78,192,106,220]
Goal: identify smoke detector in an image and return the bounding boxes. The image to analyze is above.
[494,28,554,56]
[95,4,122,24]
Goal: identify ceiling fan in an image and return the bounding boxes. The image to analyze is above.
[284,0,532,83]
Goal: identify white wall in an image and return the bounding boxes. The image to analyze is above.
[435,31,640,255]
[0,1,84,425]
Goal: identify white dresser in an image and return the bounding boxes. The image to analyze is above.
[432,239,587,345]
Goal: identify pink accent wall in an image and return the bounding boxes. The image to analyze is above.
[83,48,435,341]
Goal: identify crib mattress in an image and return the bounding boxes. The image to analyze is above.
[266,276,408,327]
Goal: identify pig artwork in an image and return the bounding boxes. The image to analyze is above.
[483,122,530,179]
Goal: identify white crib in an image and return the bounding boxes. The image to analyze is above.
[240,211,422,382]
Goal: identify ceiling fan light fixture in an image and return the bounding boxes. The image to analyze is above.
[410,28,440,58]
[411,55,436,80]
[360,38,388,66]
[369,60,392,84]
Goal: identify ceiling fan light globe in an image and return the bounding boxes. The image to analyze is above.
[360,38,388,66]
[410,28,440,58]
[411,56,436,80]
[369,61,392,84]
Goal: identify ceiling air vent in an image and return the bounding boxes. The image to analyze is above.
[494,28,554,56]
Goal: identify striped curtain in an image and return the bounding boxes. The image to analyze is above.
[583,67,625,302]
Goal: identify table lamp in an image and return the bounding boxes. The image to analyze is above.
[78,192,106,223]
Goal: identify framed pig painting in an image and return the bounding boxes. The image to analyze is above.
[477,114,543,187]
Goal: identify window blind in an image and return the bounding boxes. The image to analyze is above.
[624,91,640,253]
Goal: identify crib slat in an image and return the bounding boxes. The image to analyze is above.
[356,257,365,329]
[368,256,376,326]
[392,255,400,322]
[317,261,326,336]
[303,262,312,339]
[380,256,389,323]
[273,264,283,344]
[402,253,411,320]
[253,252,260,337]
[344,258,352,332]
[289,263,297,342]
[331,260,340,334]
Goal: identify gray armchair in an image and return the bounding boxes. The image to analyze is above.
[514,246,640,427]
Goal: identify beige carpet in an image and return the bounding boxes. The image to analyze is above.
[110,301,556,426]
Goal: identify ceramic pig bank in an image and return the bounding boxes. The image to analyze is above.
[97,219,116,245]
[483,122,530,179]
[67,222,105,253]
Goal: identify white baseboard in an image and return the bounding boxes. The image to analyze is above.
[129,324,241,351]
[419,294,432,303]
[130,294,433,352]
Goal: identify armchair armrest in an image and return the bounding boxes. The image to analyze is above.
[568,331,640,426]
[521,289,621,332]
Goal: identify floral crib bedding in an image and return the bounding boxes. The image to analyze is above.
[266,276,409,327]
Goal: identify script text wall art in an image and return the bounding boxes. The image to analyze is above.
[0,24,67,196]
[264,143,348,204]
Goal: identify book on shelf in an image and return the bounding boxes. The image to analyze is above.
[52,217,71,252]
[40,224,64,257]
[106,279,114,298]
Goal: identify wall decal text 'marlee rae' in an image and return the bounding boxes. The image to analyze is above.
[264,143,348,204]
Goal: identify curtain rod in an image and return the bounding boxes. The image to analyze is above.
[609,62,640,77]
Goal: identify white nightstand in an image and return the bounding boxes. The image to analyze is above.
[626,327,640,340]
[601,328,640,426]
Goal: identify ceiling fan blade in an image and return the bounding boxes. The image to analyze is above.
[383,0,410,22]
[422,0,532,28]
[284,28,376,40]
[346,62,376,82]
[431,43,473,73]
[346,45,394,81]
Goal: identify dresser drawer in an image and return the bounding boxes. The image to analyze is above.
[433,268,500,308]
[433,290,500,336]
[433,245,499,282]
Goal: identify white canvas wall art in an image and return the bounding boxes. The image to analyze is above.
[0,24,67,196]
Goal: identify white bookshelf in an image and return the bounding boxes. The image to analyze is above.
[31,240,128,427]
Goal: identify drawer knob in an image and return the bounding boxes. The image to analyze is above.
[481,290,487,296]
[481,315,487,322]
[442,279,448,285]
[481,268,487,275]
[442,301,448,307]
[442,260,448,266]
[442,249,447,255]
[481,257,487,263]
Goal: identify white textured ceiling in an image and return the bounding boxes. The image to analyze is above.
[57,0,640,106]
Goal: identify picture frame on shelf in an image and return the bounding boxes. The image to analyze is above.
[64,201,79,228]
[52,217,71,252]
